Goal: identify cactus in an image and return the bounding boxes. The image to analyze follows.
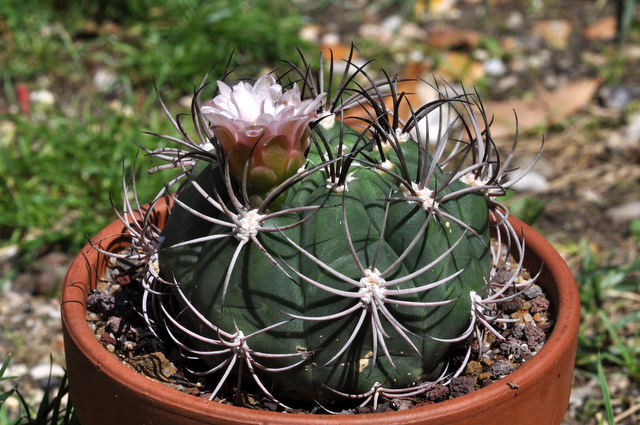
[115,49,541,409]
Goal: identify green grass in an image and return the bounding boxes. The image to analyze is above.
[597,351,616,425]
[0,96,179,265]
[0,356,79,425]
[0,0,311,93]
[500,192,639,422]
[0,0,312,271]
[496,191,548,226]
[0,2,306,422]
[573,240,640,423]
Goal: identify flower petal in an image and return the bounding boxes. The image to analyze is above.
[202,74,325,202]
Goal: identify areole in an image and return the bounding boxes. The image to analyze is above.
[61,196,580,425]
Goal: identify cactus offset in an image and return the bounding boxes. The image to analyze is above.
[121,49,541,409]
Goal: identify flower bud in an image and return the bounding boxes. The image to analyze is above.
[202,75,325,202]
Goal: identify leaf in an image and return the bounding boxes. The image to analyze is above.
[343,73,600,140]
[484,79,600,138]
[597,351,616,425]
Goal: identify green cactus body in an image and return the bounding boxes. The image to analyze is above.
[158,123,490,403]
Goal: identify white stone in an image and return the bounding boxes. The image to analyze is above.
[93,67,117,92]
[484,57,507,76]
[510,171,549,192]
[0,120,17,148]
[0,244,18,262]
[29,90,55,106]
[381,15,403,33]
[29,363,66,382]
[605,201,640,224]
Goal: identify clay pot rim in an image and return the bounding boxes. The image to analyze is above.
[61,198,580,424]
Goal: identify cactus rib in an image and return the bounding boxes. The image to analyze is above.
[101,45,544,409]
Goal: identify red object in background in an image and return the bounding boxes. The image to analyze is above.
[16,83,30,114]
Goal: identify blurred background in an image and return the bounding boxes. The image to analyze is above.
[1,0,639,423]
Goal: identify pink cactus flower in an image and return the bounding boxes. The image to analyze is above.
[202,75,325,201]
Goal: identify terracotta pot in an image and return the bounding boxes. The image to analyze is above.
[61,198,580,425]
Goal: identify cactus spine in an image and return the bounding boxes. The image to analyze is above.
[124,50,540,409]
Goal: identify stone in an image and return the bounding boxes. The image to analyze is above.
[599,85,640,110]
[510,171,549,192]
[29,90,55,107]
[424,383,450,402]
[298,24,322,43]
[522,284,543,300]
[490,360,515,379]
[530,297,550,314]
[493,269,514,285]
[29,363,65,380]
[449,376,476,398]
[524,323,546,348]
[483,57,507,76]
[29,363,66,389]
[465,360,483,376]
[87,292,116,318]
[503,300,522,315]
[93,67,118,92]
[605,110,640,160]
[394,398,414,411]
[511,324,525,340]
[100,332,117,347]
[605,201,640,224]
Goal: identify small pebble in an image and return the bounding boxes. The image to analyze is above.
[524,323,546,348]
[424,384,451,402]
[503,300,521,314]
[449,376,476,398]
[522,284,543,300]
[100,332,117,347]
[483,57,507,76]
[87,292,116,318]
[93,67,118,92]
[510,171,549,192]
[490,360,515,379]
[530,297,550,314]
[493,269,514,284]
[599,85,640,110]
[605,201,640,224]
[29,363,65,383]
[511,324,524,339]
